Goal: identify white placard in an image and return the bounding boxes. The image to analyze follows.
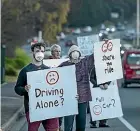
[94,39,123,84]
[27,65,78,122]
[89,81,123,121]
[77,34,99,56]
[43,59,68,67]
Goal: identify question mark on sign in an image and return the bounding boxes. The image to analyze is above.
[61,97,64,105]
[111,99,115,107]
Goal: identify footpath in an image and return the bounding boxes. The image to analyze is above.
[1,83,25,131]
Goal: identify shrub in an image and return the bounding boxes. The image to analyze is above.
[15,48,31,63]
[5,64,17,76]
[14,58,27,69]
[14,48,31,69]
[5,48,31,76]
[5,57,16,68]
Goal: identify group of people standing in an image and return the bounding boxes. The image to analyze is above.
[15,39,110,131]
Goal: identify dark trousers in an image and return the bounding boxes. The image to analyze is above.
[64,102,88,131]
[59,117,63,127]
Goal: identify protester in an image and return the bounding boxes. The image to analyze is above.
[49,44,61,59]
[88,50,110,128]
[14,39,59,131]
[58,44,94,131]
[49,44,63,131]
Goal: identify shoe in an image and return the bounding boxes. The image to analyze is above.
[99,124,110,128]
[90,124,97,128]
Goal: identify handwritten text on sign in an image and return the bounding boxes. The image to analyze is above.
[94,39,123,84]
[27,65,78,122]
[77,34,99,56]
[89,81,123,121]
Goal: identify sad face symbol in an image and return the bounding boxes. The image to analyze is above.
[46,71,59,85]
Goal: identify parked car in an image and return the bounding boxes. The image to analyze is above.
[122,50,140,88]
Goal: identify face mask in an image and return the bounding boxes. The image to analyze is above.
[34,52,44,62]
[71,51,80,60]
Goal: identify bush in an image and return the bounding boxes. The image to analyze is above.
[5,48,31,76]
[15,48,31,69]
[5,64,17,76]
[14,58,27,69]
[15,48,31,62]
[5,57,16,68]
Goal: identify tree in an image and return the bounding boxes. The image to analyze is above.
[1,0,70,57]
[68,0,136,27]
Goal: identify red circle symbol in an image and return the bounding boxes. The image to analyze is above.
[102,43,108,53]
[46,71,59,85]
[102,41,113,53]
[93,105,102,115]
[107,42,113,51]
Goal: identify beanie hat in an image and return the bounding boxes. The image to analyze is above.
[68,45,81,57]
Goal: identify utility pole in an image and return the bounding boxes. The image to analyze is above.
[38,31,42,42]
[136,0,140,48]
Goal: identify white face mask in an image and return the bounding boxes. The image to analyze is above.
[71,51,80,60]
[35,52,44,62]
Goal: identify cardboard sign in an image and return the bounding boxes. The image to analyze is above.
[94,39,123,84]
[77,34,99,56]
[27,65,78,122]
[43,59,68,67]
[89,81,123,121]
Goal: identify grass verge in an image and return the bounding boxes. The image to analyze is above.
[5,70,20,83]
[5,75,18,83]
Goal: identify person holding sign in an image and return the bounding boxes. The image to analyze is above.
[89,56,110,128]
[14,39,59,131]
[59,45,93,131]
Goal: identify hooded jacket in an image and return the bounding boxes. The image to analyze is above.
[59,45,92,103]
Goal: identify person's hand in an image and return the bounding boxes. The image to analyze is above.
[25,85,31,92]
[99,84,109,90]
[104,84,109,89]
[75,94,79,100]
[99,85,105,90]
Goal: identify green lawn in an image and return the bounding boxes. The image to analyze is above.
[5,75,18,83]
